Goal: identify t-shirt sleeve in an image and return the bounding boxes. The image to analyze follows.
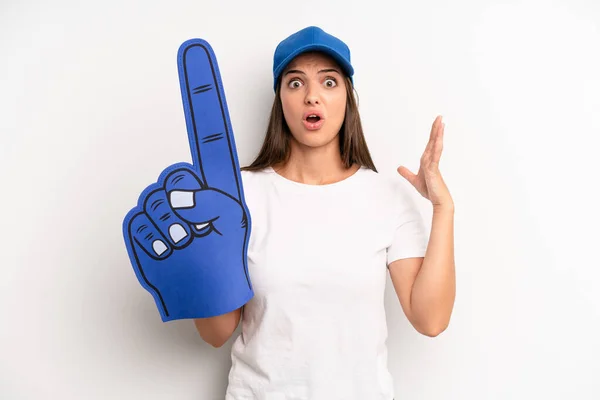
[386,180,430,266]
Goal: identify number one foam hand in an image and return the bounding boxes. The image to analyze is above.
[122,39,253,322]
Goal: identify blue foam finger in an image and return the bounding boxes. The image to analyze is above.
[164,167,205,193]
[129,212,172,260]
[164,167,244,237]
[122,35,253,323]
[123,163,253,321]
[178,40,244,201]
[143,188,193,249]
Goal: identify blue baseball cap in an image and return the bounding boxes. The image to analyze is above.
[272,26,354,91]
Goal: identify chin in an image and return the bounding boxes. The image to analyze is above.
[294,130,339,148]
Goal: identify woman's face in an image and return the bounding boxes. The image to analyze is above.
[280,52,347,149]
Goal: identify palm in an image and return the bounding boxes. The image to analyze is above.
[398,115,452,207]
[409,167,429,199]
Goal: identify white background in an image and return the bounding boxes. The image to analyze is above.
[1,0,599,399]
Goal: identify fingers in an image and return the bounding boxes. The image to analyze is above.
[129,212,173,260]
[422,115,443,165]
[128,182,196,260]
[425,115,442,151]
[430,115,442,138]
[170,188,242,226]
[177,39,243,202]
[126,165,240,260]
[397,166,415,181]
[164,167,214,236]
[143,189,193,248]
[431,122,445,166]
[165,167,244,236]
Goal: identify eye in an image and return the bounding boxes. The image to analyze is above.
[288,79,303,89]
[324,77,337,88]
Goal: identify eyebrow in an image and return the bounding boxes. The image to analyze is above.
[284,68,341,76]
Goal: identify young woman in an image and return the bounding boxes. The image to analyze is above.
[194,26,456,400]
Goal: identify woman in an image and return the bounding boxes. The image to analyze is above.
[195,26,456,400]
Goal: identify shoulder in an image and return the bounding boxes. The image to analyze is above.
[357,168,420,213]
[239,167,275,198]
[357,167,404,195]
[240,167,272,185]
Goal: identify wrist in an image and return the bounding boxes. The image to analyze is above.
[433,202,454,213]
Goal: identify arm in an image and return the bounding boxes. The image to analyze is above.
[193,307,242,347]
[389,204,455,337]
[392,115,455,337]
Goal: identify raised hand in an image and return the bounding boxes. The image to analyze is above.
[397,115,454,209]
[122,39,253,322]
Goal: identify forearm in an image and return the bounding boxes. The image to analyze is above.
[411,205,456,335]
[193,307,242,348]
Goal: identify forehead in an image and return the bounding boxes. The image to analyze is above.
[283,51,341,72]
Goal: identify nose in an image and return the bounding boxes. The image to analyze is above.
[304,83,320,105]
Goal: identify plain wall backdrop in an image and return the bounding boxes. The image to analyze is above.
[1,0,599,398]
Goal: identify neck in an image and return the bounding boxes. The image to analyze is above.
[274,136,359,185]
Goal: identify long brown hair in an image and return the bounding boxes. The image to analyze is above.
[241,76,377,172]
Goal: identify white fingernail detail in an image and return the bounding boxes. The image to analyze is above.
[195,222,210,230]
[170,191,195,208]
[152,240,168,256]
[169,224,187,243]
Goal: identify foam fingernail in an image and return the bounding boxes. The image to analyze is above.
[170,191,195,208]
[169,224,187,243]
[152,240,168,256]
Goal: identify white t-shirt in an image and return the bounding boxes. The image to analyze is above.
[225,166,429,400]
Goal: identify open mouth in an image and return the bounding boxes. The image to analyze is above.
[303,111,324,130]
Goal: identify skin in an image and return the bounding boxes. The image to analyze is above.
[391,116,456,337]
